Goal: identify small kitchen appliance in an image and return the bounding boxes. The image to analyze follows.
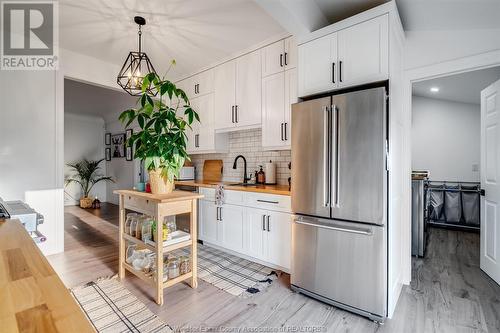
[0,198,46,243]
[178,166,195,181]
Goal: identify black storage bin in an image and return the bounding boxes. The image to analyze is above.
[444,185,462,223]
[427,185,444,221]
[461,185,480,225]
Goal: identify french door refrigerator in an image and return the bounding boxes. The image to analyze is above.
[291,86,388,322]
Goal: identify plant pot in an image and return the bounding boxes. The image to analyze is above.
[148,169,174,194]
[80,197,93,208]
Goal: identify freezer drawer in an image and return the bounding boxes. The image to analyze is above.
[291,215,387,319]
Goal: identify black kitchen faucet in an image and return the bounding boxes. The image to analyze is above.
[232,155,250,184]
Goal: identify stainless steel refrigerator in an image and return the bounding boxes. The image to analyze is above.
[291,86,388,322]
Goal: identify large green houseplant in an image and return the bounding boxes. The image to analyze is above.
[119,71,199,194]
[65,158,114,208]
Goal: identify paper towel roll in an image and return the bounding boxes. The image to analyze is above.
[265,160,276,185]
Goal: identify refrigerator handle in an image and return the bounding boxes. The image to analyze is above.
[334,105,340,207]
[294,219,373,236]
[323,106,331,207]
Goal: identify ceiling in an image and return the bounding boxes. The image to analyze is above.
[59,0,285,81]
[412,66,500,105]
[314,0,388,24]
[65,79,137,122]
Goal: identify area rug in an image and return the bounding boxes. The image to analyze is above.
[173,244,278,297]
[71,277,172,333]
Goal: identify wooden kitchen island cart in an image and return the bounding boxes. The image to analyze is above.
[114,189,203,305]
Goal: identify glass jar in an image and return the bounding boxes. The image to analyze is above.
[166,257,180,279]
[152,220,168,243]
[135,215,146,240]
[129,214,140,237]
[125,213,138,235]
[125,243,137,264]
[179,256,191,275]
[141,217,153,242]
[165,218,177,240]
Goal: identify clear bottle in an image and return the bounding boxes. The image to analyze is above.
[130,215,139,237]
[165,218,177,240]
[167,257,180,279]
[141,217,153,242]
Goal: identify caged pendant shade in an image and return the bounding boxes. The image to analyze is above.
[117,16,158,96]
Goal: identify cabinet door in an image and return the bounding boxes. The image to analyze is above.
[176,77,195,100]
[265,211,291,270]
[214,60,236,130]
[194,94,215,152]
[262,72,285,149]
[298,33,338,97]
[284,36,297,70]
[283,68,297,146]
[262,40,284,77]
[235,49,262,127]
[199,200,218,244]
[337,15,388,88]
[193,69,214,97]
[220,204,245,253]
[244,207,267,261]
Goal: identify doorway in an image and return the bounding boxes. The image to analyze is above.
[408,66,500,327]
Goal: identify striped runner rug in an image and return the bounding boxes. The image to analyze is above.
[71,278,172,333]
[173,244,278,297]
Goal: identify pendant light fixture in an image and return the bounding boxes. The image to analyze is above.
[117,16,158,96]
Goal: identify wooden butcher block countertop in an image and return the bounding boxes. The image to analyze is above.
[0,219,94,333]
[176,180,291,196]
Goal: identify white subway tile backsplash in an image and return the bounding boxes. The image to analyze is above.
[189,128,291,185]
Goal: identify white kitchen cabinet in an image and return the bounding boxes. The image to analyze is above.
[186,94,229,154]
[245,207,267,261]
[298,15,389,97]
[337,15,388,88]
[235,49,262,128]
[265,211,291,269]
[262,67,297,150]
[215,49,261,131]
[199,200,218,244]
[244,207,292,270]
[298,33,338,97]
[220,204,245,253]
[214,60,237,130]
[177,69,214,99]
[261,37,297,78]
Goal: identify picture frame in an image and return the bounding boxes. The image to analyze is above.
[111,133,126,158]
[105,133,111,145]
[126,128,133,140]
[105,148,111,161]
[126,146,133,161]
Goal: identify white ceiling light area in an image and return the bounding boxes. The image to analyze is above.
[412,66,500,105]
[60,0,285,81]
[65,79,137,123]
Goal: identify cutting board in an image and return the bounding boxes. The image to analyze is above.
[203,160,223,182]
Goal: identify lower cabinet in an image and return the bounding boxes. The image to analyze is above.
[198,193,292,271]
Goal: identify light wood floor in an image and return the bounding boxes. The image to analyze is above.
[48,206,500,332]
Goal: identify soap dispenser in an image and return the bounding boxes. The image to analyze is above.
[257,166,266,184]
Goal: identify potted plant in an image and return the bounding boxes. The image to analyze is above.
[65,158,114,208]
[118,70,200,194]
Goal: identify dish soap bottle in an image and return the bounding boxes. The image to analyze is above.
[257,166,266,184]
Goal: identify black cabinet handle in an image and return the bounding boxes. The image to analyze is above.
[235,105,238,123]
[281,123,284,141]
[257,199,279,204]
[262,215,266,231]
[284,123,288,141]
[280,54,283,67]
[332,62,335,83]
[231,106,235,123]
[284,52,288,66]
[220,206,223,221]
[216,207,219,221]
[266,215,270,232]
[339,61,343,82]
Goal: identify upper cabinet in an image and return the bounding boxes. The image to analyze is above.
[298,15,389,97]
[261,36,297,77]
[177,69,214,99]
[214,49,262,131]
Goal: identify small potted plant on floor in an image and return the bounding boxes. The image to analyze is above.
[65,158,114,208]
[119,69,199,194]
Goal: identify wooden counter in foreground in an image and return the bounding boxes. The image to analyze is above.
[176,180,291,196]
[0,219,94,333]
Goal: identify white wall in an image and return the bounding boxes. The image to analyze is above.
[64,113,106,205]
[0,70,64,256]
[412,96,480,182]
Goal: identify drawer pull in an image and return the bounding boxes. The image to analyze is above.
[257,199,279,204]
